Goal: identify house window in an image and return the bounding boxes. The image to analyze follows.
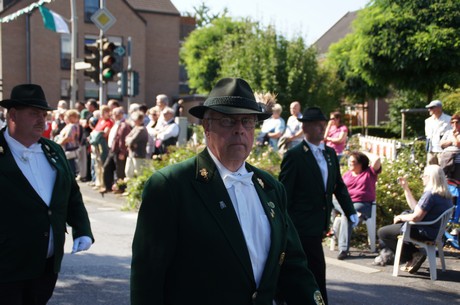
[61,79,70,98]
[84,80,99,99]
[84,0,99,23]
[60,34,71,70]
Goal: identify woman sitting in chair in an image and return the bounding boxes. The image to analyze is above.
[378,165,452,274]
[334,151,381,260]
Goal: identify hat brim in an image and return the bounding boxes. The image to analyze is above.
[298,116,327,122]
[189,105,272,121]
[0,99,55,111]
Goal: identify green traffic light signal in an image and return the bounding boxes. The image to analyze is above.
[101,40,116,82]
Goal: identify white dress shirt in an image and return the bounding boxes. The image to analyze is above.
[425,113,452,152]
[4,129,57,257]
[305,139,328,189]
[208,149,271,287]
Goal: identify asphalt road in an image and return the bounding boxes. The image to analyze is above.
[48,181,460,305]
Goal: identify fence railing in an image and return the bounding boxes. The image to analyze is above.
[358,135,398,160]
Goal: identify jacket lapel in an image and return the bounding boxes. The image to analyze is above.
[323,147,336,193]
[39,139,66,207]
[191,150,255,282]
[0,131,48,207]
[301,141,326,192]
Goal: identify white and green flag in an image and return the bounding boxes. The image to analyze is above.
[39,6,69,34]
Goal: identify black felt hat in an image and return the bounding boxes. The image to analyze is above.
[0,84,54,111]
[298,106,327,122]
[189,77,271,120]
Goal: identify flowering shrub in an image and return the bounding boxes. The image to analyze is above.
[125,144,282,209]
[375,144,425,229]
[124,135,429,245]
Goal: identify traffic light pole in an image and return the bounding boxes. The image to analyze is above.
[70,0,77,109]
[127,36,132,107]
[99,0,106,105]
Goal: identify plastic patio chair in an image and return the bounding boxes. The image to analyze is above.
[392,207,454,281]
[330,202,377,252]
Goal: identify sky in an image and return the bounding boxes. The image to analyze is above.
[170,0,371,45]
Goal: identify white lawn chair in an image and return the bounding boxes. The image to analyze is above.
[330,202,377,252]
[392,207,454,281]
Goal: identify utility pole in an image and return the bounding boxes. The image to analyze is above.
[127,36,132,107]
[98,0,106,105]
[70,0,77,109]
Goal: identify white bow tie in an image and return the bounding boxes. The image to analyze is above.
[20,144,43,161]
[223,172,254,189]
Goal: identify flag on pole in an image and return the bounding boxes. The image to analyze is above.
[39,6,69,34]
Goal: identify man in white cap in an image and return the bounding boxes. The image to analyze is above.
[424,100,451,165]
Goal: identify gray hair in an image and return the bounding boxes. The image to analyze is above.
[156,94,169,106]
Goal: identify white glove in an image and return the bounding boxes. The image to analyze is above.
[72,236,93,254]
[350,214,360,228]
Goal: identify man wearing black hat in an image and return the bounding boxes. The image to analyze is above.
[131,78,324,305]
[0,84,94,304]
[279,106,357,305]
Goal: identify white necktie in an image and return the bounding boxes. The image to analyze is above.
[316,149,328,188]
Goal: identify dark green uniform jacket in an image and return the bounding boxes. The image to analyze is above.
[0,130,94,283]
[279,141,356,237]
[131,149,323,305]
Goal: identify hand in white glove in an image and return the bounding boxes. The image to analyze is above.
[349,214,360,228]
[72,236,93,254]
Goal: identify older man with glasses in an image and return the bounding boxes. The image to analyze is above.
[131,77,324,305]
[424,100,451,165]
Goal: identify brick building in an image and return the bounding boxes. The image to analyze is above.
[0,0,183,108]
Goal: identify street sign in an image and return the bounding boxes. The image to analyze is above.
[114,46,125,57]
[91,8,116,32]
[75,61,92,70]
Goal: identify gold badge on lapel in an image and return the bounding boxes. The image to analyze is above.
[0,146,4,154]
[279,252,286,265]
[257,178,264,189]
[270,209,275,219]
[200,168,209,180]
[303,145,309,153]
[313,290,325,305]
[267,201,275,209]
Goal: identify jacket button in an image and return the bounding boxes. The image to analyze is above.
[44,232,49,237]
[252,291,258,300]
[48,210,52,216]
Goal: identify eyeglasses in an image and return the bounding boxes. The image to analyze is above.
[206,117,257,129]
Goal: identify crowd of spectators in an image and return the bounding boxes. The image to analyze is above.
[38,95,180,194]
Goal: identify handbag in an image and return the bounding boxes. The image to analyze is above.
[65,149,78,160]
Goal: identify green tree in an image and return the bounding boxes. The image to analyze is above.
[327,33,389,105]
[180,17,246,93]
[185,2,229,28]
[352,0,460,102]
[181,16,337,114]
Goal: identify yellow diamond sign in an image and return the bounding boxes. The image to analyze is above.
[90,8,116,32]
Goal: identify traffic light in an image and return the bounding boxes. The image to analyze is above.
[117,71,127,96]
[84,41,100,84]
[131,71,139,96]
[101,39,116,83]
